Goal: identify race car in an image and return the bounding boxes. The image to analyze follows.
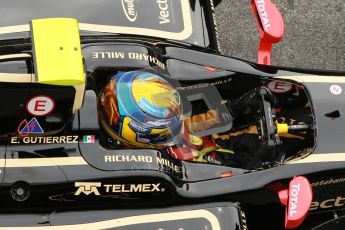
[0,0,344,229]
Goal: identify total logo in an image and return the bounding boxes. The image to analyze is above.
[74,182,164,196]
[255,0,271,31]
[288,183,300,217]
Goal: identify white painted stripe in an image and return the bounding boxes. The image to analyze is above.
[0,53,31,60]
[0,73,33,83]
[21,152,337,168]
[0,54,32,83]
[0,24,30,34]
[278,76,345,83]
[73,83,85,113]
[1,152,344,167]
[4,157,87,168]
[0,210,221,230]
[287,153,345,164]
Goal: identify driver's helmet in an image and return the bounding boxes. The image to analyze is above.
[99,70,183,148]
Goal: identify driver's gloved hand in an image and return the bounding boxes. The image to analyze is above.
[228,86,277,117]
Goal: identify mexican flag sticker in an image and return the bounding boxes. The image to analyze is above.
[83,135,95,143]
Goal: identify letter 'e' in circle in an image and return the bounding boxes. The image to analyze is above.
[26,96,55,116]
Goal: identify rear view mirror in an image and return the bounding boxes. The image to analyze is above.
[250,0,285,65]
[278,176,313,229]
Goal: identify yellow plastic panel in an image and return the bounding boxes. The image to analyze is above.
[31,18,84,86]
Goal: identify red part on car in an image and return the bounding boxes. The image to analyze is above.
[167,146,194,161]
[250,0,285,65]
[278,176,313,229]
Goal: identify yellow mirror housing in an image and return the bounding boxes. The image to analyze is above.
[31,18,85,86]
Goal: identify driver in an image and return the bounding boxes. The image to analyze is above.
[99,70,183,149]
[98,69,264,168]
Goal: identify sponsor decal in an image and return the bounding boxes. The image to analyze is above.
[145,119,172,127]
[83,135,95,143]
[121,0,138,22]
[156,0,172,24]
[18,117,44,136]
[128,52,166,69]
[129,121,151,134]
[11,135,79,144]
[330,84,342,95]
[75,182,164,196]
[311,177,345,187]
[26,95,55,116]
[137,137,150,143]
[255,0,271,31]
[103,183,163,193]
[104,155,180,173]
[176,78,232,91]
[75,182,102,196]
[268,80,292,93]
[289,183,300,217]
[92,51,125,59]
[156,157,180,173]
[91,51,166,70]
[310,196,345,211]
[105,155,154,163]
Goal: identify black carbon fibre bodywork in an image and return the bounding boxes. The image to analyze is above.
[0,1,344,229]
[0,42,344,230]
